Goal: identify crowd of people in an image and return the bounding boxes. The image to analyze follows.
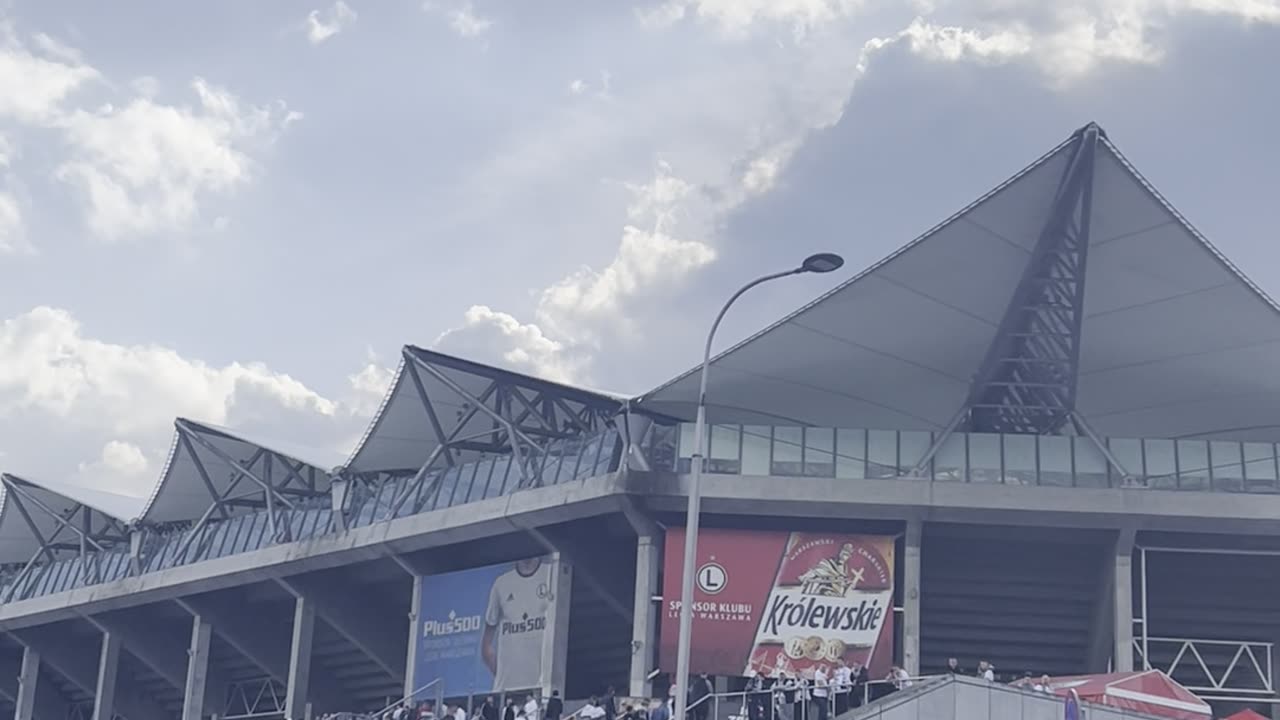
[325,659,1061,720]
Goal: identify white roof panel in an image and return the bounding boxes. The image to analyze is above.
[641,124,1280,442]
[0,474,135,565]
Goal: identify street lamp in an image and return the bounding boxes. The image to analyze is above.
[671,252,845,720]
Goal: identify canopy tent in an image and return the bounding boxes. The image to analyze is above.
[1223,710,1270,720]
[1023,671,1212,720]
[639,123,1280,442]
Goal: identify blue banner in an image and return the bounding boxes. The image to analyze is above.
[415,556,557,696]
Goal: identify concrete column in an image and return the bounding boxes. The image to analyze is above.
[630,534,660,698]
[541,554,574,697]
[287,596,317,720]
[14,648,40,720]
[902,519,923,677]
[184,615,213,720]
[92,632,122,720]
[1113,529,1137,672]
[405,574,424,701]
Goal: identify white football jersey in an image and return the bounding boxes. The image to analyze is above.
[485,561,553,690]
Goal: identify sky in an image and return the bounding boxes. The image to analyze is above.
[0,0,1278,502]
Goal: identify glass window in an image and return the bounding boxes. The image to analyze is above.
[647,424,677,472]
[1243,443,1278,493]
[677,423,696,473]
[556,441,583,484]
[867,430,898,478]
[899,431,932,477]
[1003,434,1037,485]
[468,458,494,502]
[1145,439,1176,489]
[772,427,804,476]
[488,457,512,498]
[1177,440,1210,491]
[805,428,836,477]
[1074,438,1109,488]
[741,426,772,476]
[453,462,477,505]
[835,429,866,479]
[708,425,741,474]
[1038,436,1072,486]
[1108,438,1144,486]
[969,433,1002,483]
[1210,441,1244,492]
[933,433,966,482]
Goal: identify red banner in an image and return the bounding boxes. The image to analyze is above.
[659,529,895,680]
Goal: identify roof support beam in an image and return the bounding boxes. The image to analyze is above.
[177,420,295,543]
[174,596,346,713]
[7,627,168,720]
[0,649,70,720]
[963,123,1101,435]
[274,575,407,686]
[82,610,225,707]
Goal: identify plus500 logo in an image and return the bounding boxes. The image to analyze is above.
[423,613,483,637]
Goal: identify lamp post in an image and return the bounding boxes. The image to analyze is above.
[671,252,845,720]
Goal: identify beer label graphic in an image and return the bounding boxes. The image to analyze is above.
[746,535,892,678]
[659,529,895,680]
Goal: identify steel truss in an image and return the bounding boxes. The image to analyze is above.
[378,347,622,517]
[965,123,1100,435]
[167,420,331,560]
[222,678,287,720]
[1135,546,1279,702]
[0,474,131,603]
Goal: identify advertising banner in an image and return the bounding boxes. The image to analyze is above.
[659,530,895,680]
[414,555,570,695]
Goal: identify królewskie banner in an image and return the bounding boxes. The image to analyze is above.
[414,555,569,695]
[659,530,895,679]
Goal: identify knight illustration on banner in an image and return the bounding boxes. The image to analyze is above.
[798,543,864,597]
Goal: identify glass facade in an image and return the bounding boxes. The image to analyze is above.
[0,428,621,605]
[658,422,1280,493]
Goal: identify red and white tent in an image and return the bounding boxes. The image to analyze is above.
[1020,671,1212,720]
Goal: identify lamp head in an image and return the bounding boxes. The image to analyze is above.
[800,252,844,274]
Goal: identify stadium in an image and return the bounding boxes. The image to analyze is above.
[3,122,1280,720]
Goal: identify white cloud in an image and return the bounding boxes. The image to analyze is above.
[426,0,493,37]
[639,0,863,36]
[568,79,587,95]
[0,306,371,492]
[0,190,25,254]
[435,164,715,382]
[77,440,150,484]
[55,78,294,241]
[0,31,98,124]
[347,357,395,415]
[307,1,358,45]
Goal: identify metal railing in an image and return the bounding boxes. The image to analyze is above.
[1134,636,1274,699]
[679,676,943,720]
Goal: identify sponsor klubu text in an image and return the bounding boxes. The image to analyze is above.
[423,613,483,637]
[763,594,884,634]
[501,616,547,635]
[667,600,754,615]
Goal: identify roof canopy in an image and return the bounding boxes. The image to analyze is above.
[1040,671,1211,720]
[345,346,624,474]
[640,123,1280,442]
[139,418,339,525]
[0,474,135,565]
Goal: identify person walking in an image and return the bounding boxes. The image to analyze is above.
[544,692,563,720]
[811,667,829,720]
[603,687,618,720]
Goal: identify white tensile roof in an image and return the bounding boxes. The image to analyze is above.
[639,124,1280,442]
[138,419,341,525]
[0,474,139,565]
[345,346,625,474]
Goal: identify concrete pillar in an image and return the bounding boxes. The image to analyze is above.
[542,554,574,697]
[184,615,213,720]
[287,596,317,720]
[405,574,424,701]
[630,534,660,698]
[902,519,923,677]
[1113,539,1136,673]
[14,648,40,720]
[92,632,122,720]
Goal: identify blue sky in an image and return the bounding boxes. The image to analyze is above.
[1,0,1278,498]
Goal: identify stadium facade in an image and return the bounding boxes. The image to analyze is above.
[3,122,1280,720]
